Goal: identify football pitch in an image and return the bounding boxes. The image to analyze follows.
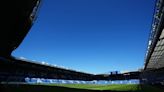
[44,84,140,91]
[33,84,163,92]
[1,84,163,92]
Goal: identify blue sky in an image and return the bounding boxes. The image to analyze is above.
[13,0,155,74]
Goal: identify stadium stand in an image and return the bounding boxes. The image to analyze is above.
[94,71,140,81]
[141,0,164,87]
[0,57,94,82]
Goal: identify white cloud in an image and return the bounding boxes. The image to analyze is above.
[19,56,27,60]
[41,61,46,64]
[120,70,129,73]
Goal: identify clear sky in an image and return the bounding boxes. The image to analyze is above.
[13,0,155,74]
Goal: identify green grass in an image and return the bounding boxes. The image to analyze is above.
[1,83,164,92]
[46,84,138,91]
[35,83,163,92]
[89,84,139,91]
[46,84,102,89]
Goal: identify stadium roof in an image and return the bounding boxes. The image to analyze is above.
[144,0,164,70]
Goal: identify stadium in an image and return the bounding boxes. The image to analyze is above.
[0,0,164,92]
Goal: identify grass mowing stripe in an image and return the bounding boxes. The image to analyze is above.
[39,83,140,91]
[30,83,164,92]
[89,84,139,91]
